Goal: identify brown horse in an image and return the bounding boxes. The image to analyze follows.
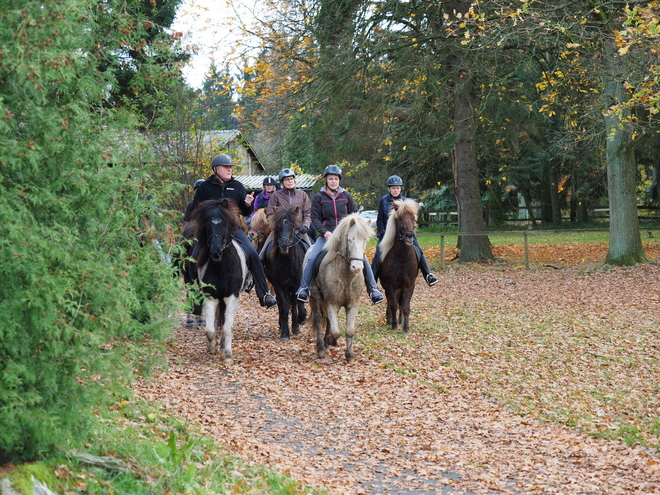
[248,208,270,252]
[378,199,419,333]
[307,214,374,362]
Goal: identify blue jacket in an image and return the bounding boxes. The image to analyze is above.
[376,193,407,240]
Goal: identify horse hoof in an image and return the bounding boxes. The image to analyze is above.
[292,327,300,335]
[186,321,194,328]
[280,335,290,342]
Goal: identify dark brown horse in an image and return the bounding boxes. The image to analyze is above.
[377,199,419,333]
[264,207,307,341]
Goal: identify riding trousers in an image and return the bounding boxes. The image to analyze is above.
[298,237,379,295]
[372,236,431,282]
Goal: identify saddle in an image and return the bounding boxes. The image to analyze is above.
[311,249,328,282]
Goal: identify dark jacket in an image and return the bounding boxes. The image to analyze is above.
[311,186,357,236]
[376,192,407,239]
[187,174,254,221]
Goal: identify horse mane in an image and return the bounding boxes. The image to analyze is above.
[190,199,242,265]
[251,208,268,230]
[379,199,419,262]
[325,213,373,260]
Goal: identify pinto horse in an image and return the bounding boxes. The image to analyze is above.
[264,207,308,341]
[189,199,252,361]
[307,214,373,362]
[378,199,419,333]
[247,208,270,252]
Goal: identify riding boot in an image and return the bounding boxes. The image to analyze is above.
[363,256,384,305]
[413,241,438,287]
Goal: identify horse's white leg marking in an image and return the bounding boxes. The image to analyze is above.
[221,294,240,360]
[233,240,251,291]
[198,260,208,282]
[203,298,219,354]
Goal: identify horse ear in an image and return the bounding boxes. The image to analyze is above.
[392,201,401,211]
[350,218,356,226]
[294,206,300,214]
[221,199,231,209]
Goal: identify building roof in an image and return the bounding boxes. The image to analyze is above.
[235,174,319,191]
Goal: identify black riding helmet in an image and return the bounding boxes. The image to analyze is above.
[263,176,277,186]
[387,175,403,187]
[323,164,342,179]
[211,153,233,169]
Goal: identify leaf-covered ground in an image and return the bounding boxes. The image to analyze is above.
[137,243,660,494]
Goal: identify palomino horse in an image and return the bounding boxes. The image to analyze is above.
[307,213,374,362]
[247,208,270,252]
[189,199,251,361]
[264,206,308,341]
[378,199,419,333]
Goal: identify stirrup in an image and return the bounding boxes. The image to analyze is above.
[296,287,309,303]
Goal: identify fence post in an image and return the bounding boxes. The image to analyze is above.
[440,235,445,268]
[524,231,529,269]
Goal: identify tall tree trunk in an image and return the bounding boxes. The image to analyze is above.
[549,165,562,225]
[602,37,645,265]
[451,63,493,261]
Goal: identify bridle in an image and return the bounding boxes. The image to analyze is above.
[277,218,304,250]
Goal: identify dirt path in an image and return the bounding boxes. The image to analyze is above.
[136,269,660,495]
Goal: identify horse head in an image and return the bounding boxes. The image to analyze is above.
[330,214,373,273]
[193,199,240,262]
[392,200,418,246]
[272,206,300,255]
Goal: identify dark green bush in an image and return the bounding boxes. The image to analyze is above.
[0,0,181,462]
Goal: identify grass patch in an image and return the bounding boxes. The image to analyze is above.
[0,397,331,495]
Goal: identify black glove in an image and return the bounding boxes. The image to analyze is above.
[299,226,308,234]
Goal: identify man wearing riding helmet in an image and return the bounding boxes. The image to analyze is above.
[372,175,439,287]
[259,168,312,260]
[295,165,384,305]
[189,153,277,309]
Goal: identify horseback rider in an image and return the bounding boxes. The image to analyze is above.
[372,175,439,287]
[251,176,277,219]
[189,153,277,309]
[295,165,385,305]
[259,168,312,260]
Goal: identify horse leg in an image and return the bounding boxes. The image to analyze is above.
[345,305,359,363]
[310,297,327,358]
[297,301,307,325]
[290,293,300,336]
[203,298,219,354]
[385,287,398,330]
[325,305,341,348]
[277,288,291,341]
[401,285,415,333]
[219,295,239,362]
